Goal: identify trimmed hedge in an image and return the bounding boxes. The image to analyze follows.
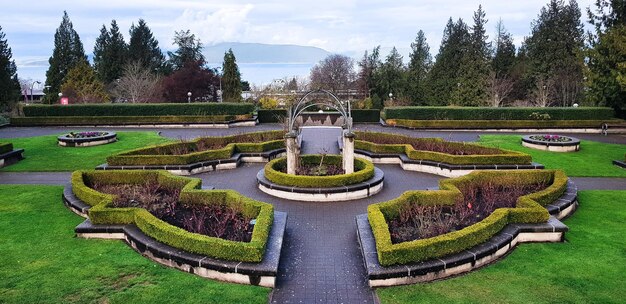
[0,142,13,155]
[10,115,253,126]
[368,169,567,266]
[355,131,532,165]
[384,106,616,121]
[22,103,255,117]
[257,109,380,123]
[72,170,274,262]
[264,155,375,188]
[107,130,285,166]
[386,119,623,129]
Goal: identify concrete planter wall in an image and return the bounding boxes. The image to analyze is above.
[521,135,580,152]
[0,148,24,168]
[58,132,117,147]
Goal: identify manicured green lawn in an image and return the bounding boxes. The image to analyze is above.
[377,190,626,304]
[0,185,270,303]
[1,132,172,172]
[479,135,626,177]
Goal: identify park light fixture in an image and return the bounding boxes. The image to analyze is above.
[187,91,192,103]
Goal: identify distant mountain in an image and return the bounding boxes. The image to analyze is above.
[204,42,331,64]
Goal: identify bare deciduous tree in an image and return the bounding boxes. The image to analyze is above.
[532,77,554,107]
[487,72,514,107]
[309,54,355,93]
[112,61,163,103]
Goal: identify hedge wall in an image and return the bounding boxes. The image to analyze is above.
[0,142,13,154]
[107,130,285,166]
[384,106,616,121]
[368,169,567,266]
[386,119,621,129]
[22,103,255,117]
[354,131,532,165]
[257,109,380,123]
[264,155,375,188]
[10,115,253,126]
[72,170,274,262]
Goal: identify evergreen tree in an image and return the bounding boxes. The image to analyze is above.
[492,19,516,77]
[375,47,407,104]
[356,46,381,100]
[44,11,87,103]
[407,30,432,105]
[167,30,204,70]
[0,25,20,107]
[222,48,242,102]
[426,18,469,104]
[60,60,109,103]
[456,5,492,106]
[587,0,626,32]
[128,19,166,74]
[93,20,127,83]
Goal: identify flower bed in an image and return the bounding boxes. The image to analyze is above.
[71,170,274,262]
[522,134,580,152]
[367,169,567,266]
[355,131,531,165]
[107,130,284,166]
[58,131,117,147]
[264,155,375,188]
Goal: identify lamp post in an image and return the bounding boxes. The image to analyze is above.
[58,92,63,104]
[187,91,192,103]
[30,81,41,102]
[216,67,223,102]
[388,92,393,101]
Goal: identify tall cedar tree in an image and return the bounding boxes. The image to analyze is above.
[221,48,242,102]
[426,18,469,105]
[60,60,109,103]
[44,11,87,103]
[456,5,492,106]
[407,30,432,105]
[586,0,626,109]
[93,20,127,83]
[492,19,516,77]
[524,0,584,106]
[356,46,381,100]
[375,47,407,103]
[0,25,20,106]
[128,19,166,74]
[167,30,205,71]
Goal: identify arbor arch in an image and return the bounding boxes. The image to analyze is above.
[286,89,353,134]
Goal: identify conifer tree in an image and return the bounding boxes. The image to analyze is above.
[492,19,516,77]
[93,20,127,83]
[44,11,87,103]
[456,5,491,106]
[0,25,20,106]
[407,30,432,105]
[128,19,166,74]
[221,48,242,102]
[376,47,407,104]
[167,30,204,70]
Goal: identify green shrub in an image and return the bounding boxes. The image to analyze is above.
[22,103,255,117]
[264,155,375,188]
[351,109,381,122]
[72,170,273,262]
[0,142,13,154]
[256,109,380,123]
[354,131,532,165]
[368,169,567,266]
[386,119,621,129]
[10,115,253,126]
[257,109,287,123]
[383,107,616,121]
[107,131,285,166]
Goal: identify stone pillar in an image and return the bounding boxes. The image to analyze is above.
[342,131,355,174]
[285,132,299,175]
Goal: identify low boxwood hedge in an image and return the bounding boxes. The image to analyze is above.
[72,170,274,263]
[0,142,13,154]
[10,114,253,126]
[386,119,623,129]
[354,131,532,165]
[22,103,255,117]
[384,106,615,121]
[368,169,567,266]
[107,130,285,166]
[264,155,375,188]
[256,109,380,123]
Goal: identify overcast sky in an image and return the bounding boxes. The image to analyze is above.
[1,0,594,83]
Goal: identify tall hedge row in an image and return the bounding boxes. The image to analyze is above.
[22,103,255,117]
[384,106,615,121]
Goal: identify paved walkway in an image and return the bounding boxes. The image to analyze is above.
[300,127,341,154]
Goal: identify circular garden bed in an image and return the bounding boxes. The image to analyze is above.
[58,131,117,147]
[522,134,580,152]
[258,155,383,202]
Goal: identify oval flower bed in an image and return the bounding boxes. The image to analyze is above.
[367,169,567,266]
[71,170,274,262]
[522,134,580,152]
[58,131,117,147]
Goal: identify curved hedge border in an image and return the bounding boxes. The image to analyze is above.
[384,106,615,120]
[107,130,285,166]
[10,115,253,126]
[22,103,254,117]
[264,155,375,188]
[72,170,274,263]
[385,119,622,129]
[355,131,531,165]
[367,169,567,266]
